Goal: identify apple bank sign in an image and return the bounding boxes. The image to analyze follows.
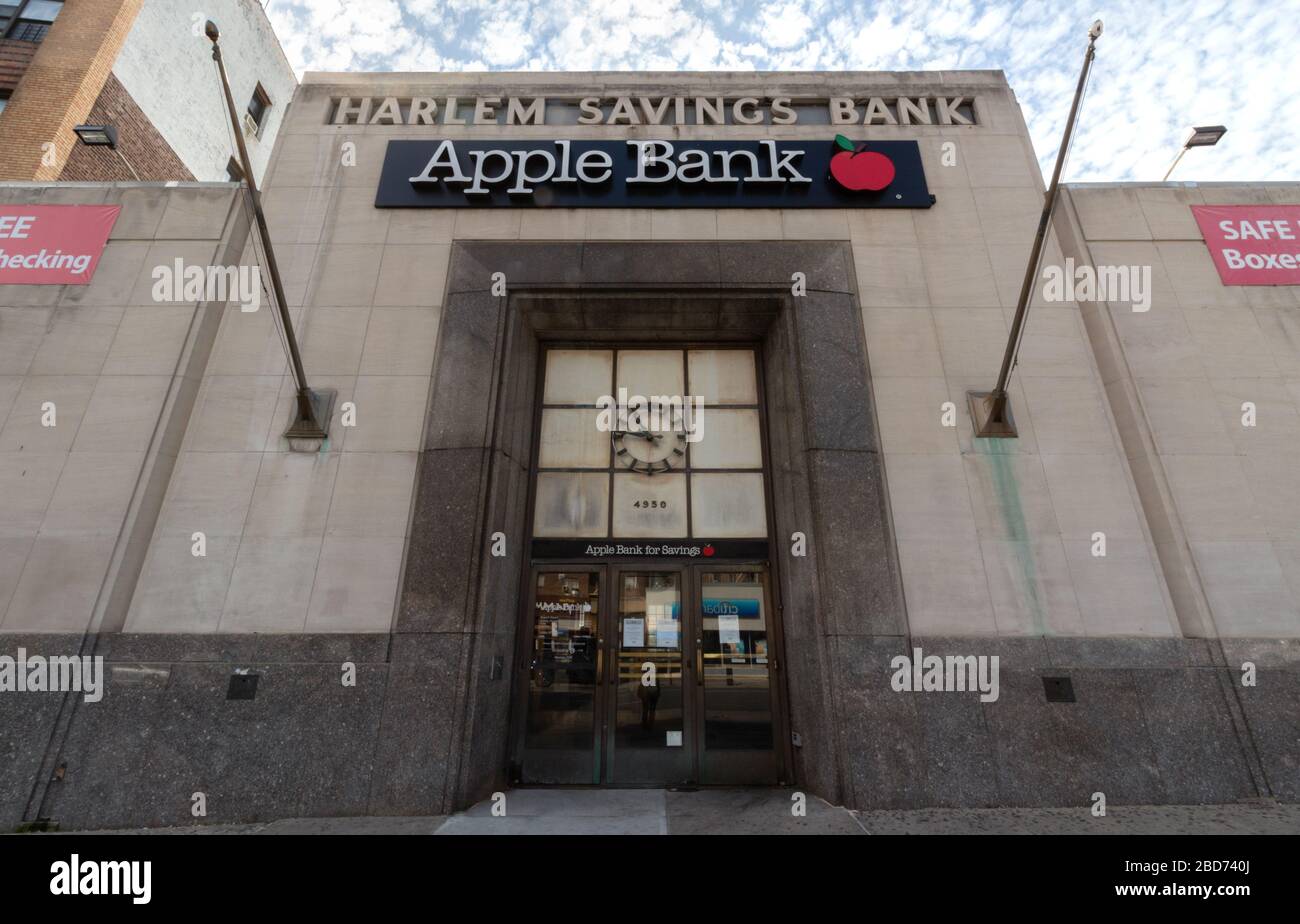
[375,135,933,209]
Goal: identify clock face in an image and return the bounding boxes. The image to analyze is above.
[612,405,689,475]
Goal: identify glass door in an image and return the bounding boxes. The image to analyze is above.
[693,567,780,783]
[606,568,693,785]
[517,564,783,786]
[519,569,605,783]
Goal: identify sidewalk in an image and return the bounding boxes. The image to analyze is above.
[37,789,1300,835]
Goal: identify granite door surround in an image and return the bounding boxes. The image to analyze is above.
[400,240,906,808]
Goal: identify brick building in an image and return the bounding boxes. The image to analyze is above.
[0,0,295,183]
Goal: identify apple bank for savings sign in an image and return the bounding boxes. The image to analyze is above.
[0,205,120,284]
[376,135,933,208]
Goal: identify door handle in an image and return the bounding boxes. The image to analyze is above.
[596,639,604,684]
[695,641,703,686]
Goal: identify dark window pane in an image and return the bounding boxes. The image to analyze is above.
[247,83,270,127]
[11,21,51,42]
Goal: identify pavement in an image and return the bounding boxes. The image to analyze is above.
[32,788,1300,834]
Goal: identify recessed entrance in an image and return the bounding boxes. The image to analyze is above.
[512,345,786,786]
[518,564,779,785]
[404,241,902,811]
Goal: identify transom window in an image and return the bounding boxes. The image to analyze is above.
[532,347,768,540]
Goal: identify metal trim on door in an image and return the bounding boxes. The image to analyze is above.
[690,564,783,785]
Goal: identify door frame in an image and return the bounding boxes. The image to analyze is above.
[511,559,789,786]
[507,340,794,787]
[689,563,785,784]
[604,562,695,786]
[513,563,610,785]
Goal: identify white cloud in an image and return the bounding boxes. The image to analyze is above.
[758,1,814,48]
[478,12,535,66]
[262,0,1300,181]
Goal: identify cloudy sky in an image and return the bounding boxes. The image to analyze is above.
[262,0,1300,184]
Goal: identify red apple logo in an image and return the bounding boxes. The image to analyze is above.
[829,134,895,191]
[702,544,715,557]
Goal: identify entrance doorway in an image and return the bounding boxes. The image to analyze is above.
[510,345,788,787]
[517,563,780,785]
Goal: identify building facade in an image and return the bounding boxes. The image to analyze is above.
[0,0,294,183]
[0,68,1297,830]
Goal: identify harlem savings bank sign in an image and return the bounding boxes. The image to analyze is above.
[376,136,934,209]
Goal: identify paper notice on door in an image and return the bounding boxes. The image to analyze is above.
[718,613,741,645]
[666,730,682,747]
[622,617,645,648]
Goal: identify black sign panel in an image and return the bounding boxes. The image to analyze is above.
[531,539,769,560]
[376,138,933,209]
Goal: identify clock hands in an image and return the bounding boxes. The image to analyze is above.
[612,429,662,442]
[611,417,690,476]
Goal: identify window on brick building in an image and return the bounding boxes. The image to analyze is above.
[3,0,63,43]
[0,93,9,117]
[247,83,272,135]
[0,4,20,34]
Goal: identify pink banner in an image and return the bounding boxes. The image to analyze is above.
[0,205,121,285]
[1192,204,1300,286]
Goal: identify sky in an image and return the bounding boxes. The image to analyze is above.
[261,0,1300,184]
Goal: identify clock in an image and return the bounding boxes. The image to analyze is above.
[611,404,689,475]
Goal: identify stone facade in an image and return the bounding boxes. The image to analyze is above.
[1053,184,1300,639]
[0,69,1297,829]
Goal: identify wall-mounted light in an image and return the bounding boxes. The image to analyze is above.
[72,123,118,147]
[72,122,140,180]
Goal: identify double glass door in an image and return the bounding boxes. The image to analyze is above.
[517,564,781,786]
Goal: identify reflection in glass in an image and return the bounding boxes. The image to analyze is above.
[614,572,683,754]
[700,572,773,750]
[532,472,609,537]
[525,572,600,751]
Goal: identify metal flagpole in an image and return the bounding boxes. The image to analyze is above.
[969,20,1102,438]
[206,19,333,445]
